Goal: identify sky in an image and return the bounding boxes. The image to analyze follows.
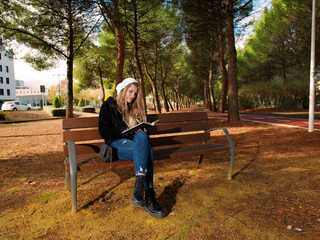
[13,0,272,90]
[14,58,67,89]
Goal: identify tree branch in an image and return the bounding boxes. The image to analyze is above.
[73,15,102,55]
[1,26,67,58]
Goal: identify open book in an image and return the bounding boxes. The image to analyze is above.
[122,119,159,135]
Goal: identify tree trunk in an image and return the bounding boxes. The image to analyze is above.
[225,0,239,122]
[132,0,146,113]
[115,26,125,86]
[160,57,169,112]
[217,22,228,113]
[99,68,105,104]
[168,98,174,111]
[174,80,181,110]
[282,43,286,81]
[99,0,125,86]
[208,36,216,112]
[66,0,74,118]
[203,81,209,109]
[142,43,161,113]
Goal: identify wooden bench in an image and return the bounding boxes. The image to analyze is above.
[62,111,235,212]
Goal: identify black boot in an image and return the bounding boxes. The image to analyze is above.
[144,188,165,218]
[131,175,145,207]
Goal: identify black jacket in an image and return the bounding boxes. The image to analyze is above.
[98,97,129,144]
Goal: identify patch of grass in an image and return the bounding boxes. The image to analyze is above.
[99,173,112,178]
[34,192,56,203]
[0,186,21,195]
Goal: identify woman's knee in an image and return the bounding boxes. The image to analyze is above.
[134,131,149,141]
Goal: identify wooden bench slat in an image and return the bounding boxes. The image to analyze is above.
[62,112,208,130]
[150,132,211,147]
[154,143,230,160]
[62,117,98,129]
[63,129,100,142]
[63,142,103,156]
[150,121,209,134]
[147,112,208,123]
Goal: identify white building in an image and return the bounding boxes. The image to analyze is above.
[0,50,16,108]
[15,84,47,106]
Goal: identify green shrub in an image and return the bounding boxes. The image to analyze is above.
[39,99,43,109]
[0,112,5,120]
[74,106,96,113]
[82,107,96,113]
[78,98,84,107]
[51,108,66,116]
[73,99,79,106]
[53,96,61,108]
[238,93,255,110]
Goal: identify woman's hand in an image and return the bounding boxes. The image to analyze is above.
[135,128,147,133]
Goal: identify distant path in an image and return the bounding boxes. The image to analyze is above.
[208,112,320,131]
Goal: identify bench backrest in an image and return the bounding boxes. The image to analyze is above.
[62,112,210,158]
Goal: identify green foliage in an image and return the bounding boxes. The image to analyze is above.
[74,106,96,113]
[39,98,43,109]
[238,0,317,110]
[73,99,79,106]
[238,93,255,110]
[52,96,60,108]
[78,98,85,107]
[0,0,99,70]
[51,108,66,117]
[0,0,101,117]
[74,107,96,113]
[74,27,117,93]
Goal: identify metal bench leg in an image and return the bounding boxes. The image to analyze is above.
[65,170,71,191]
[208,128,236,180]
[67,140,77,212]
[196,154,204,169]
[219,128,235,180]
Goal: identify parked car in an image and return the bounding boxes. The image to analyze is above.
[1,101,31,111]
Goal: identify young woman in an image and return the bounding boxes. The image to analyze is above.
[98,77,165,218]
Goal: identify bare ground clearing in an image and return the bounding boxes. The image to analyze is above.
[0,111,319,239]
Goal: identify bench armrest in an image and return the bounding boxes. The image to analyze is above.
[206,127,235,180]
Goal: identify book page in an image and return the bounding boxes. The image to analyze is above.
[122,119,159,134]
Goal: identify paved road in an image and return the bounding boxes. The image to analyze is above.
[208,112,320,131]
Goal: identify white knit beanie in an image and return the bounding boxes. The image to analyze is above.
[116,78,139,95]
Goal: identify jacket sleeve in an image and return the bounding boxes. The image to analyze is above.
[98,100,127,142]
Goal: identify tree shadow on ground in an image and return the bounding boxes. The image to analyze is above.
[158,176,186,216]
[80,166,135,210]
[232,142,261,179]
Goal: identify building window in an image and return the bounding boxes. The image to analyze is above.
[0,89,3,95]
[0,77,3,84]
[6,78,9,84]
[0,65,2,72]
[5,66,9,73]
[7,89,10,96]
[0,52,1,60]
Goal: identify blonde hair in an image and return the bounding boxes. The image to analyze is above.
[116,82,146,127]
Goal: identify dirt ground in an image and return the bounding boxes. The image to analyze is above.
[0,110,319,240]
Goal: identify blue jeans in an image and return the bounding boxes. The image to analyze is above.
[110,131,154,189]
